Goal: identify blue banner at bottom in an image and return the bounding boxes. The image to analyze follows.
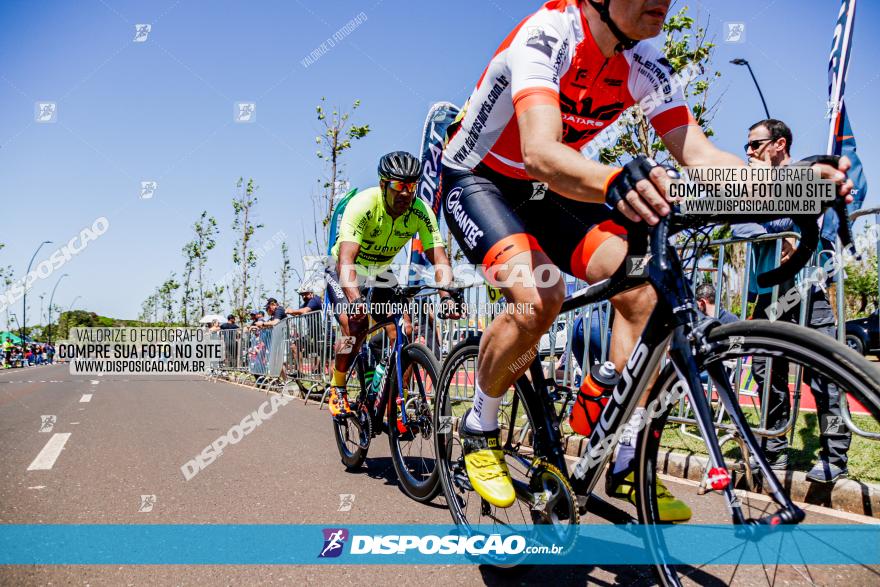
[0,524,878,565]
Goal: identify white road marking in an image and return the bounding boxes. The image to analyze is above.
[28,486,46,490]
[79,394,92,403]
[27,433,72,471]
[69,422,80,425]
[90,380,99,385]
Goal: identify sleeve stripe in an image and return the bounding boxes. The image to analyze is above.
[513,87,559,117]
[650,106,697,136]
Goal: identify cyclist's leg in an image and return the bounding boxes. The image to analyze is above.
[325,268,371,414]
[443,166,564,507]
[571,222,690,521]
[804,289,851,479]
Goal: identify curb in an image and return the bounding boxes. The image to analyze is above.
[656,449,880,519]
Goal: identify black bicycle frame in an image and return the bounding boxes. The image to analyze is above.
[505,231,804,525]
[355,287,440,431]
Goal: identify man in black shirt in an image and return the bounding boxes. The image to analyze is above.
[286,287,323,316]
[220,314,239,330]
[259,298,287,329]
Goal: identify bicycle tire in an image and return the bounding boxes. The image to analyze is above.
[635,320,880,587]
[434,336,580,534]
[387,342,443,503]
[332,357,370,470]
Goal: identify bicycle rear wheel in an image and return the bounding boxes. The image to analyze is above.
[434,336,578,561]
[332,357,371,470]
[387,342,443,503]
[635,320,880,587]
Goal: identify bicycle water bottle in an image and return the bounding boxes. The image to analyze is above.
[371,362,386,394]
[569,361,619,437]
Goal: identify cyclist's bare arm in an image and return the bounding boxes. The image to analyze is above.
[663,125,854,202]
[518,104,670,224]
[423,246,454,296]
[661,124,744,168]
[336,242,363,303]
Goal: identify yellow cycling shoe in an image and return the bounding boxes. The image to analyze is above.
[459,411,516,508]
[606,468,692,523]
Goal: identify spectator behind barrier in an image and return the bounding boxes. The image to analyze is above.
[260,298,287,329]
[287,288,323,316]
[694,283,738,324]
[732,118,851,484]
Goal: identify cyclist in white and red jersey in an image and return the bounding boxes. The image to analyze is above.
[440,0,854,521]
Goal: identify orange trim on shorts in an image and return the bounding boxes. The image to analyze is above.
[482,233,542,274]
[570,220,627,280]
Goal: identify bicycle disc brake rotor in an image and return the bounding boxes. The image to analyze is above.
[403,396,432,439]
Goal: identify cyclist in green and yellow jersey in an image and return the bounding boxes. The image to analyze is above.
[325,151,460,417]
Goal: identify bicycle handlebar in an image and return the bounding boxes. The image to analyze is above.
[606,156,854,290]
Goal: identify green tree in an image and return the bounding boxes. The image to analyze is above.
[0,243,13,331]
[204,283,226,314]
[192,211,219,316]
[157,275,180,324]
[278,241,292,305]
[180,241,197,326]
[844,249,878,317]
[231,178,263,321]
[314,97,370,252]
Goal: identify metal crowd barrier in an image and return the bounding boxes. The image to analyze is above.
[282,310,334,401]
[207,217,880,458]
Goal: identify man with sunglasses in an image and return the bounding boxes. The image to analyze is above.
[324,151,459,417]
[734,119,852,483]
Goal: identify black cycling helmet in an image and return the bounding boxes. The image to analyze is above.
[378,151,421,182]
[587,0,639,53]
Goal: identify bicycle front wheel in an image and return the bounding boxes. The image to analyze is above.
[388,343,442,503]
[636,320,880,587]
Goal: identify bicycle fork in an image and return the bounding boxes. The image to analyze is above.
[670,334,804,526]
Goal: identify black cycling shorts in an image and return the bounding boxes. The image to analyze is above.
[441,163,626,282]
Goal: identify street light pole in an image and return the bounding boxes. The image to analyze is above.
[730,58,771,119]
[60,295,83,342]
[47,274,69,345]
[21,241,52,348]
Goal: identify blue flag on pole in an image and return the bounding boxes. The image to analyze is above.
[822,0,867,239]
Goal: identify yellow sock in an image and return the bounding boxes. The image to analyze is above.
[331,369,347,387]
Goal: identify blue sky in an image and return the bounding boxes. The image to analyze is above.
[1,0,878,321]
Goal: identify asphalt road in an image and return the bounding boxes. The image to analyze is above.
[1,364,877,586]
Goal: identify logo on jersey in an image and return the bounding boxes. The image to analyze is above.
[559,94,626,144]
[572,69,590,89]
[318,528,349,558]
[526,27,558,58]
[445,187,484,250]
